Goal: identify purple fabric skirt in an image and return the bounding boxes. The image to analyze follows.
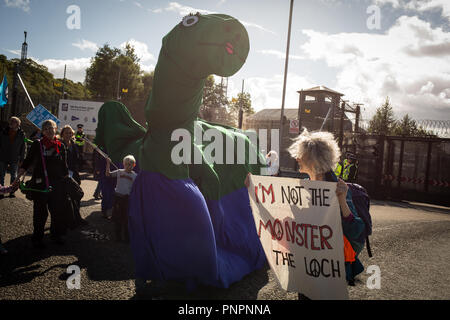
[128,171,266,289]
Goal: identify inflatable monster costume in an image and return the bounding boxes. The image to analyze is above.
[95,13,267,289]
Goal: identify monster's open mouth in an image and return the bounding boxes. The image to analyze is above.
[198,41,245,62]
[225,42,234,54]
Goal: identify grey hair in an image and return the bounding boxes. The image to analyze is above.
[123,155,136,165]
[288,129,341,175]
[41,119,57,130]
[9,116,21,126]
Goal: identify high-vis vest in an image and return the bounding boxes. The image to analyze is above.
[334,162,343,178]
[334,159,348,178]
[342,163,357,181]
[75,132,85,147]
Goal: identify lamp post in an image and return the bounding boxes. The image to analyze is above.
[279,0,294,158]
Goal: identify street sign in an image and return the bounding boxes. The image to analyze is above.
[289,119,299,134]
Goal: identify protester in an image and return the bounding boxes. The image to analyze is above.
[93,182,102,200]
[74,124,85,171]
[106,155,137,242]
[0,180,19,254]
[342,153,358,183]
[16,120,72,248]
[60,125,88,227]
[30,128,42,141]
[0,116,26,199]
[92,151,102,200]
[265,150,279,176]
[287,129,366,297]
[93,147,115,219]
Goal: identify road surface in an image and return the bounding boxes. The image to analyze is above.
[1,173,449,300]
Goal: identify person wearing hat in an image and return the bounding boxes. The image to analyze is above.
[74,124,85,172]
[342,153,358,183]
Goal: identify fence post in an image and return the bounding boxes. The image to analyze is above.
[397,139,405,188]
[374,135,386,199]
[424,141,433,193]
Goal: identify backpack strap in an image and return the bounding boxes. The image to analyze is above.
[366,236,373,258]
[38,139,50,190]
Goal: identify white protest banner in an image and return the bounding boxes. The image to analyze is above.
[248,175,348,300]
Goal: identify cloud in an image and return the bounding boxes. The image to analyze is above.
[373,0,450,20]
[34,57,92,83]
[4,49,21,56]
[120,38,156,73]
[299,15,450,120]
[120,38,155,62]
[161,2,213,16]
[257,49,305,60]
[151,2,276,34]
[72,39,99,52]
[227,73,313,112]
[4,0,30,12]
[240,21,276,35]
[133,1,143,9]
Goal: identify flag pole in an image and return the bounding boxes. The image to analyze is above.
[17,73,35,109]
[82,137,119,170]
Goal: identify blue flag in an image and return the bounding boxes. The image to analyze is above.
[0,75,8,107]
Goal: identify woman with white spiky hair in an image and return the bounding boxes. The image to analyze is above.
[288,129,366,298]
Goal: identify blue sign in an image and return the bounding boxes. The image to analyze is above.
[26,104,61,129]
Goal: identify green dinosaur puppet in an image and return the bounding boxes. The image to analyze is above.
[95,13,267,289]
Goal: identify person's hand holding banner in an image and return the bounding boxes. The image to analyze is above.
[247,174,349,300]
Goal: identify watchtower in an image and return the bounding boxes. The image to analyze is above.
[297,86,344,132]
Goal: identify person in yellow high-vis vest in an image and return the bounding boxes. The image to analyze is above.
[74,124,85,171]
[342,154,358,183]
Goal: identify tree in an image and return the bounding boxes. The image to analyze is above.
[85,44,121,100]
[229,92,254,127]
[393,114,433,137]
[84,43,154,125]
[368,97,397,135]
[199,75,234,125]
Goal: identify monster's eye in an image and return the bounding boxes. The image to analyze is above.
[182,15,199,27]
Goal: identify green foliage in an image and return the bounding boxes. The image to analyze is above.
[199,75,234,126]
[229,91,254,124]
[0,56,90,107]
[368,97,435,137]
[393,114,434,137]
[85,44,122,100]
[85,43,153,125]
[368,97,396,135]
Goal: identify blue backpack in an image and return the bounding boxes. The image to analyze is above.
[347,183,373,257]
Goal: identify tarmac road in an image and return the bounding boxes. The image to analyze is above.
[0,173,449,300]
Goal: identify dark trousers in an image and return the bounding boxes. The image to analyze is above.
[32,182,70,241]
[70,171,83,224]
[112,193,129,241]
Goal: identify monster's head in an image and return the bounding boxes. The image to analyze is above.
[162,13,249,79]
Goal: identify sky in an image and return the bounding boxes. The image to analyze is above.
[1,0,449,122]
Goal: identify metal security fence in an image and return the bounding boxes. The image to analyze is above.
[341,134,450,207]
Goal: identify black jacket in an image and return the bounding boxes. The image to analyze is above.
[0,126,26,163]
[21,139,69,187]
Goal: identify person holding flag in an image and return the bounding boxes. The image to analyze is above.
[0,74,8,107]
